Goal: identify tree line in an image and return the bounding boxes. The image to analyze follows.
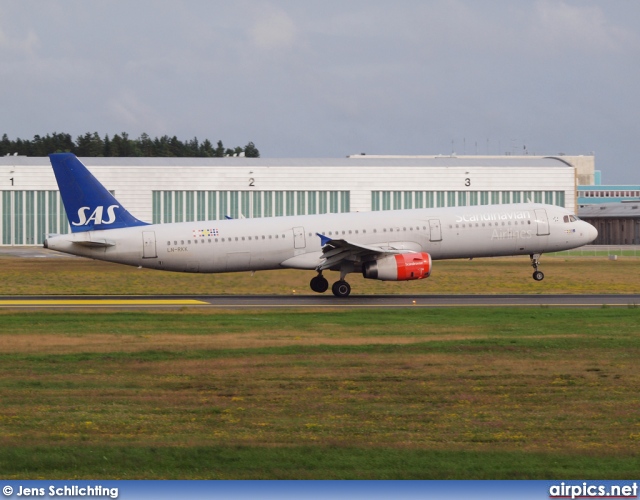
[0,132,260,158]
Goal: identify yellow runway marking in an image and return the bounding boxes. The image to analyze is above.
[0,299,207,306]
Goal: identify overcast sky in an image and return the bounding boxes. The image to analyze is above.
[1,1,639,183]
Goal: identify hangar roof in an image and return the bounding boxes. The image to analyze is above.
[579,202,640,218]
[0,156,574,168]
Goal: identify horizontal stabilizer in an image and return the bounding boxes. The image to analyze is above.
[72,239,116,248]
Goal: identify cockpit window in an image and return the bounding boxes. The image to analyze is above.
[564,215,579,223]
[563,215,570,223]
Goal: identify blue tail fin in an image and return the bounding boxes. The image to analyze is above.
[49,153,148,233]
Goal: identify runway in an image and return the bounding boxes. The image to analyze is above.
[0,294,639,309]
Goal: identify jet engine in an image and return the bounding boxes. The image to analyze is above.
[362,252,432,281]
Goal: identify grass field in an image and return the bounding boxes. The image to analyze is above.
[0,254,638,295]
[1,308,639,479]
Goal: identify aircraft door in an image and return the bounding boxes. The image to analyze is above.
[534,209,550,236]
[429,219,442,242]
[142,231,157,258]
[293,226,306,249]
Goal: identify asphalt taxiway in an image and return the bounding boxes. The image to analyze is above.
[0,294,638,309]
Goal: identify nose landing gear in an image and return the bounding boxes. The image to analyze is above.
[530,253,544,281]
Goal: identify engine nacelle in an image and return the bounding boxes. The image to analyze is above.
[362,252,432,281]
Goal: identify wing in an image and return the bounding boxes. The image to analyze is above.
[315,233,407,272]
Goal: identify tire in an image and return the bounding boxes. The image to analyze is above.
[533,271,544,281]
[331,280,351,297]
[310,275,329,293]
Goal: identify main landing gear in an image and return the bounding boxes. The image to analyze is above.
[331,280,351,298]
[310,272,352,297]
[530,253,544,281]
[310,273,329,293]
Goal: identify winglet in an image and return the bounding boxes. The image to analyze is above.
[49,153,148,233]
[316,233,332,246]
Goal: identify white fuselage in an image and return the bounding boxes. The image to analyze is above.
[45,203,597,275]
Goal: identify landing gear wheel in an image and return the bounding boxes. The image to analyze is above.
[310,274,329,293]
[533,271,545,281]
[331,280,351,298]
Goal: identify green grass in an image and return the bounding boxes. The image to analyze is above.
[1,254,639,295]
[1,307,638,335]
[1,308,639,479]
[1,446,638,479]
[551,249,640,257]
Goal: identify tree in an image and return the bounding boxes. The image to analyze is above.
[75,132,104,157]
[0,134,11,156]
[0,132,259,158]
[214,140,225,157]
[138,133,154,156]
[244,141,260,158]
[119,132,132,156]
[103,134,112,157]
[200,139,215,157]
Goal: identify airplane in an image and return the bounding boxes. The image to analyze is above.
[44,153,598,297]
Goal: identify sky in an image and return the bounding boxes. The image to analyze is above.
[1,0,639,183]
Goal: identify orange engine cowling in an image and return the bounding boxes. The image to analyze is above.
[362,252,432,281]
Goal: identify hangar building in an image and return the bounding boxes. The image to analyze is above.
[578,202,640,245]
[0,154,590,246]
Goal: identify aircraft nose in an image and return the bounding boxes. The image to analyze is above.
[586,222,598,243]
